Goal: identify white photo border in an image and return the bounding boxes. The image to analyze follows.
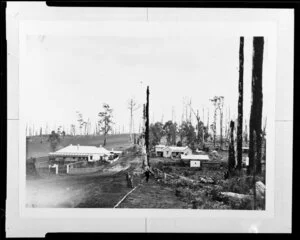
[6,3,293,236]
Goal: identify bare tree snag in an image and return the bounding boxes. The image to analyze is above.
[145,86,150,167]
[252,130,257,210]
[128,98,140,143]
[237,36,244,170]
[248,37,264,175]
[219,98,224,150]
[228,120,236,176]
[210,96,224,149]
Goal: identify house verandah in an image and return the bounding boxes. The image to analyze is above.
[47,144,122,174]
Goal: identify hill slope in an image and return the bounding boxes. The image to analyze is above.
[26,134,132,159]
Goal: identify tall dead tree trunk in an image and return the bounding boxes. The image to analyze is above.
[248,37,264,174]
[129,99,134,143]
[213,104,217,148]
[207,108,209,129]
[189,100,192,123]
[219,99,224,150]
[145,86,150,167]
[128,99,140,143]
[262,117,267,182]
[228,120,236,176]
[237,36,244,170]
[172,123,177,146]
[202,108,205,145]
[142,104,146,134]
[103,135,107,146]
[252,130,257,210]
[244,120,248,145]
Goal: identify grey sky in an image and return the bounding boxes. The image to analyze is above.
[22,24,268,135]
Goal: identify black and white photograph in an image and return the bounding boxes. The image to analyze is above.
[22,23,271,210]
[5,2,293,236]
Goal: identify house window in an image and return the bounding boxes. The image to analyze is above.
[90,156,93,160]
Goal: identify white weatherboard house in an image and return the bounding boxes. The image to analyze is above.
[155,145,166,157]
[49,144,111,162]
[181,154,210,168]
[162,146,192,158]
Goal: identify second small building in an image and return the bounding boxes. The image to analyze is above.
[162,146,192,158]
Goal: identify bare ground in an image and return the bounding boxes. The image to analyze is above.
[117,177,190,209]
[26,155,141,208]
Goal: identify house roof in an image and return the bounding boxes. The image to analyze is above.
[155,145,166,148]
[164,146,190,152]
[49,144,111,156]
[181,154,210,160]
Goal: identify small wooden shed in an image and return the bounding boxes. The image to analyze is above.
[181,154,210,168]
[163,146,192,158]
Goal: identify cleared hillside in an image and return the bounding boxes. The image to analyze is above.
[26,134,132,159]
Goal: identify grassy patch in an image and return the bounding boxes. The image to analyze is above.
[152,157,266,210]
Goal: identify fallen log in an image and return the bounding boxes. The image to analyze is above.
[256,181,266,199]
[199,177,215,184]
[153,168,215,185]
[178,176,197,184]
[249,181,266,199]
[220,192,252,201]
[113,185,139,208]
